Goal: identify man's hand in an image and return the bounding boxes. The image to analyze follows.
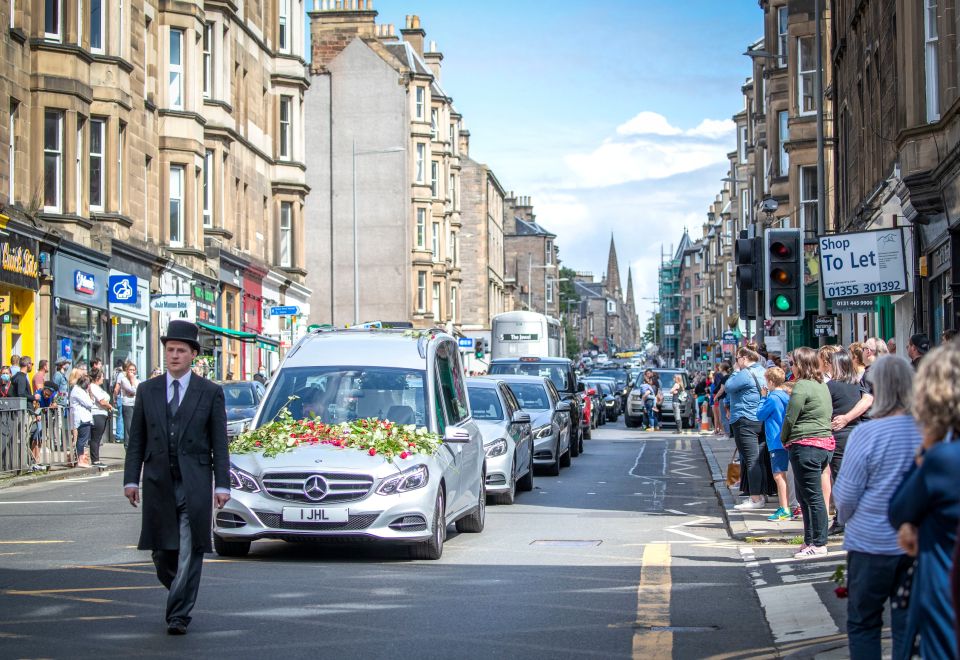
[831,414,849,431]
[898,523,918,557]
[125,486,140,507]
[214,492,231,509]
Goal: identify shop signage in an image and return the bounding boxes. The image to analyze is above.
[74,270,96,295]
[107,274,137,304]
[722,330,737,342]
[150,295,191,312]
[814,315,837,338]
[0,234,40,290]
[819,229,909,299]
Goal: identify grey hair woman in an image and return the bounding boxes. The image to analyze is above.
[834,355,921,659]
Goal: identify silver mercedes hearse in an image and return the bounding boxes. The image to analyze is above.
[214,328,486,560]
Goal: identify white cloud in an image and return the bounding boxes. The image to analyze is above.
[616,111,683,137]
[686,118,737,139]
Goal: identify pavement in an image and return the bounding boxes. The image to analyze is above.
[0,423,889,659]
[0,440,127,490]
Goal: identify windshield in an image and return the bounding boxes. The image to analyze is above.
[490,362,569,391]
[223,384,256,408]
[508,383,551,411]
[258,366,427,427]
[467,387,504,421]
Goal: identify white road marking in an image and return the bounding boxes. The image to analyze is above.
[663,508,687,516]
[665,528,710,541]
[0,500,92,504]
[755,582,840,644]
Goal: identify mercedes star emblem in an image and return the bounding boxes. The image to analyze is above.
[303,475,328,502]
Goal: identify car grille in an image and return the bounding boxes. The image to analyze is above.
[253,511,380,531]
[215,512,247,528]
[261,471,374,504]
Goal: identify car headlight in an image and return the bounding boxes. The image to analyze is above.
[228,463,260,493]
[533,425,552,439]
[484,438,508,458]
[631,392,642,400]
[376,464,429,496]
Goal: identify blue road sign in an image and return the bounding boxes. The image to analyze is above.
[269,305,300,316]
[458,337,475,349]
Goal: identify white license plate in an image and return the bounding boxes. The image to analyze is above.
[282,507,349,523]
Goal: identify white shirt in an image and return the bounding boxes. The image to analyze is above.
[69,385,95,427]
[89,382,110,416]
[166,370,192,407]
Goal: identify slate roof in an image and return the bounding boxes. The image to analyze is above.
[513,217,556,238]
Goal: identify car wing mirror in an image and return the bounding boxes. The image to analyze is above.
[443,427,471,444]
[511,411,531,425]
[556,401,572,412]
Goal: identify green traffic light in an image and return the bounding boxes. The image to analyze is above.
[774,295,791,312]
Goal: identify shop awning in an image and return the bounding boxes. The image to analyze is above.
[197,321,280,349]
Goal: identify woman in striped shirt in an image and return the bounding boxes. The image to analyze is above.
[834,355,921,660]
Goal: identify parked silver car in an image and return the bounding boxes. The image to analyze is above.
[466,377,534,505]
[497,375,572,476]
[214,329,486,560]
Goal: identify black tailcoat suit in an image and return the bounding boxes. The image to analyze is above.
[123,373,229,625]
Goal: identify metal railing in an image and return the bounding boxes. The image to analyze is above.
[0,407,76,477]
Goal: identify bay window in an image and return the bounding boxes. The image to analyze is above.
[202,149,213,227]
[279,95,291,159]
[43,110,63,212]
[279,201,292,267]
[169,28,184,110]
[925,0,940,122]
[169,165,184,246]
[44,0,61,40]
[798,36,816,115]
[90,0,103,52]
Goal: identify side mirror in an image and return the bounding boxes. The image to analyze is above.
[511,411,531,425]
[577,382,585,392]
[556,401,572,413]
[443,427,471,444]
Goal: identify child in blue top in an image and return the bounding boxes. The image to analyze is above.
[757,366,791,521]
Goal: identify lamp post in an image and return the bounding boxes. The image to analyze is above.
[352,140,405,325]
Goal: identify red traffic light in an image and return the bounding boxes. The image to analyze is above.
[770,241,791,258]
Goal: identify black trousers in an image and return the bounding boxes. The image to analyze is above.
[90,415,108,463]
[732,418,764,496]
[789,444,832,546]
[151,478,204,626]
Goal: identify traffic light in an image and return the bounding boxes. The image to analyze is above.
[764,228,804,320]
[735,232,762,319]
[474,338,485,360]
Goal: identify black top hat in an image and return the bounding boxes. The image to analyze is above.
[161,320,201,352]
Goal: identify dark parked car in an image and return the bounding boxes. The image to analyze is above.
[489,357,584,456]
[219,380,266,437]
[625,369,694,429]
[587,379,621,422]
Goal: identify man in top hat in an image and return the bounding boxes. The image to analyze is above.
[908,333,930,370]
[123,320,230,635]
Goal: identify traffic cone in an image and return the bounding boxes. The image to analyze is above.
[700,403,711,433]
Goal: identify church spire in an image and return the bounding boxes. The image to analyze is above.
[625,267,635,309]
[605,234,622,300]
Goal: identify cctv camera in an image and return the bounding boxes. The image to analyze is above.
[761,197,779,213]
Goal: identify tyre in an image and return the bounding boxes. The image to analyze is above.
[456,479,486,533]
[544,440,561,476]
[560,434,572,467]
[410,489,445,560]
[492,460,516,505]
[517,449,535,492]
[570,426,580,458]
[584,424,591,440]
[213,534,251,558]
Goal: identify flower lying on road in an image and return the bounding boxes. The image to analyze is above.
[230,406,443,461]
[832,566,848,599]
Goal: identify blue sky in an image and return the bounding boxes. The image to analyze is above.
[351,0,763,321]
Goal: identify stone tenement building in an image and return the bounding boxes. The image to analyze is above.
[0,0,310,378]
[305,7,466,330]
[502,194,559,318]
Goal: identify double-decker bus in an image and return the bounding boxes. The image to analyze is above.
[490,311,565,360]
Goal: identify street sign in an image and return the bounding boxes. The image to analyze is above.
[269,305,300,316]
[722,331,737,343]
[457,337,474,349]
[819,228,908,299]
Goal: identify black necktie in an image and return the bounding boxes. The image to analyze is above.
[169,380,180,417]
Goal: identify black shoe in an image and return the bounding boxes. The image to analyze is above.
[828,520,845,536]
[166,621,188,635]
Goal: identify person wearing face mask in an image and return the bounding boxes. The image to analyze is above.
[0,366,12,397]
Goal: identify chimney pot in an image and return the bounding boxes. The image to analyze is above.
[405,15,411,28]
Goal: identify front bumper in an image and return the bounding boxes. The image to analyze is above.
[483,451,513,493]
[214,484,437,543]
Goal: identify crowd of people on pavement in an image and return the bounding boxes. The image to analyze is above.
[693,329,960,659]
[0,354,163,470]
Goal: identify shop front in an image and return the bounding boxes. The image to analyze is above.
[107,269,150,377]
[53,249,109,366]
[0,231,41,363]
[242,268,265,380]
[218,254,245,381]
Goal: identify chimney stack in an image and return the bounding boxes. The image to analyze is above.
[308,0,378,73]
[401,14,426,56]
[423,38,443,80]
